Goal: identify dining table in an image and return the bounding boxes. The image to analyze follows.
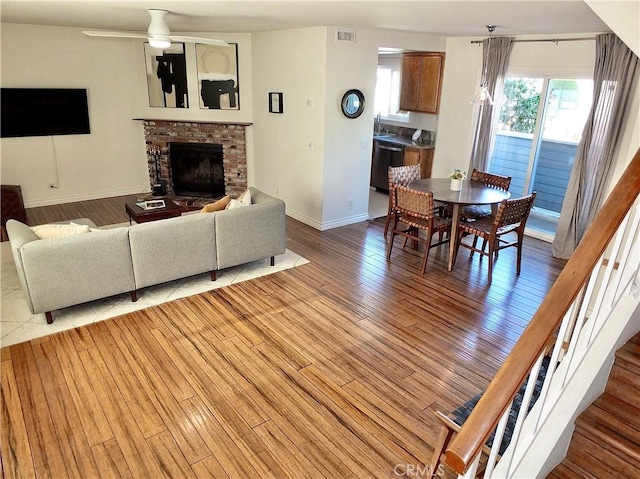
[407,178,511,271]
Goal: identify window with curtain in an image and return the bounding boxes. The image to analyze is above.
[487,75,593,240]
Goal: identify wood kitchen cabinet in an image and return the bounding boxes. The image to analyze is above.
[403,147,434,179]
[399,52,445,114]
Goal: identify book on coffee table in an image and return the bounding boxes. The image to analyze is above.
[135,200,166,210]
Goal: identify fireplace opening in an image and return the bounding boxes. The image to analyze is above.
[170,142,224,198]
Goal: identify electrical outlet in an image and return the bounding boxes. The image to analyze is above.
[307,141,314,151]
[347,199,353,209]
[360,140,368,149]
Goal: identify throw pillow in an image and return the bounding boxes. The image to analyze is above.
[238,188,252,206]
[30,222,92,239]
[201,195,231,213]
[225,199,243,210]
[225,189,252,210]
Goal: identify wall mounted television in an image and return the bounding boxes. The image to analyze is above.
[1,88,91,138]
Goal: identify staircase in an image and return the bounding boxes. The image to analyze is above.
[548,332,640,479]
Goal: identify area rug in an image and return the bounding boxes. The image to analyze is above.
[1,237,309,348]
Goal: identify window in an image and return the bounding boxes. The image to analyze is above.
[489,76,593,239]
[375,57,409,122]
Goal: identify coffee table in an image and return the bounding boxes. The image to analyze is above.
[125,198,183,224]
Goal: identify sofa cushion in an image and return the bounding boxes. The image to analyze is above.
[129,213,217,289]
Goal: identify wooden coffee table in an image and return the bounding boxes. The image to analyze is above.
[125,198,183,224]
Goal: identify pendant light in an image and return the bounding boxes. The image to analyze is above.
[471,25,497,105]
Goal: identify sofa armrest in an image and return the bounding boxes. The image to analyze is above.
[6,219,41,312]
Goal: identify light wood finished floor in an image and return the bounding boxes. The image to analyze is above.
[2,195,566,478]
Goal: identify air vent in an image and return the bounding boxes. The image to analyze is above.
[336,29,356,43]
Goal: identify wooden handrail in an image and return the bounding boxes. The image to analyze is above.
[444,147,640,474]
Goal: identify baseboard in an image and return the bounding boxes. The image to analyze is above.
[24,187,149,208]
[285,209,369,231]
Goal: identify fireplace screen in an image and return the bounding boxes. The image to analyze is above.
[170,143,224,197]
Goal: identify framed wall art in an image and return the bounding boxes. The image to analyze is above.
[196,43,239,110]
[144,43,188,108]
[269,92,283,113]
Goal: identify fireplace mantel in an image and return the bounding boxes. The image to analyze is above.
[134,118,253,126]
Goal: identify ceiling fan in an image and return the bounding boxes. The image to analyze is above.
[82,9,229,48]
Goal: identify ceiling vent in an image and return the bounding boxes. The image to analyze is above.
[336,29,356,43]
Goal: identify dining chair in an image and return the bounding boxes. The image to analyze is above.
[461,168,512,221]
[384,164,422,236]
[387,185,452,274]
[456,192,536,285]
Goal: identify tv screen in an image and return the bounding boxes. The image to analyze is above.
[1,88,91,138]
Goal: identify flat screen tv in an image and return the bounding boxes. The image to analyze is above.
[1,88,91,138]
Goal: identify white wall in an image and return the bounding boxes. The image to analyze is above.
[0,23,252,207]
[251,27,328,228]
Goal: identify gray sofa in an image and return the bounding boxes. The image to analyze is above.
[6,187,286,323]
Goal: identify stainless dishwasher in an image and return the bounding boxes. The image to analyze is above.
[370,140,404,191]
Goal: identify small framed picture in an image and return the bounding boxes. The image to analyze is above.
[269,92,283,113]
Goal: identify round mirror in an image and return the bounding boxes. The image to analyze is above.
[341,89,365,118]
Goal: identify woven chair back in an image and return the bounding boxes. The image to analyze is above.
[395,185,436,220]
[470,168,512,191]
[494,192,537,228]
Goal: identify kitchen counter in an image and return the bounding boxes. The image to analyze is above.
[373,134,434,150]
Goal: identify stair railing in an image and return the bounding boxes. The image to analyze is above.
[443,147,640,478]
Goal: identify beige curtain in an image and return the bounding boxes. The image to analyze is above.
[553,33,639,259]
[470,37,514,172]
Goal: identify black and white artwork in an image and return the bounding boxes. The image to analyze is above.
[144,43,189,108]
[196,43,239,110]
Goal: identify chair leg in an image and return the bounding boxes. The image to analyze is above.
[384,199,393,236]
[487,235,495,285]
[516,231,524,274]
[387,218,399,261]
[420,229,433,274]
[470,235,479,258]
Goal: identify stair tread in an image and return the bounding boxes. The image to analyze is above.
[564,432,640,478]
[604,363,640,409]
[591,393,640,432]
[616,337,640,373]
[575,400,640,466]
[547,461,597,479]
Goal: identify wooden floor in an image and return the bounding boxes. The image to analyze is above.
[2,195,567,478]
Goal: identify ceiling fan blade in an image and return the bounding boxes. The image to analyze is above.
[169,35,229,47]
[83,30,148,40]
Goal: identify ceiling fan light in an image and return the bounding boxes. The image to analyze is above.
[149,38,171,49]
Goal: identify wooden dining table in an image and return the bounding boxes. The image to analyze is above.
[408,178,511,271]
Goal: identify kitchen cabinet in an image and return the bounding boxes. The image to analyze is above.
[403,147,434,179]
[399,52,445,114]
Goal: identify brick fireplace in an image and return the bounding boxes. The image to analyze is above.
[141,120,248,199]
